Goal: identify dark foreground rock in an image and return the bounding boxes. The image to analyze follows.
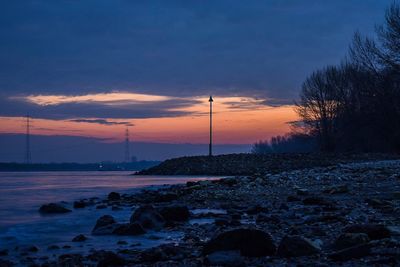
[343,224,391,240]
[158,205,190,222]
[130,205,165,230]
[277,235,321,257]
[39,203,71,214]
[72,234,87,242]
[203,228,276,257]
[329,244,372,261]
[92,215,117,235]
[333,233,370,250]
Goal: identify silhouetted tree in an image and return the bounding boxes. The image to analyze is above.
[296,3,400,153]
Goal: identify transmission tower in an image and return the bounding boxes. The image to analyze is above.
[25,115,32,164]
[124,127,130,162]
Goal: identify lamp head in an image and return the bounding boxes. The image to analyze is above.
[209,95,213,102]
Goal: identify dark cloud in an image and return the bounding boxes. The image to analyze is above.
[0,0,392,101]
[0,94,201,119]
[70,119,134,126]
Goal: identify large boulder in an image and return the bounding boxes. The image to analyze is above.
[277,235,321,257]
[130,205,165,230]
[158,205,190,222]
[333,233,370,250]
[112,223,146,235]
[203,228,276,257]
[329,244,371,261]
[39,203,71,214]
[343,224,391,240]
[92,215,117,235]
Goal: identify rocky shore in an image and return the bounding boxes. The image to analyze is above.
[137,153,400,175]
[2,159,400,266]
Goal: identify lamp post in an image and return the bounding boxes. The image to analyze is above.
[209,95,213,157]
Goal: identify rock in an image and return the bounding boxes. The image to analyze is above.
[155,193,178,202]
[72,234,87,242]
[215,217,230,227]
[277,235,320,257]
[203,228,276,257]
[58,254,84,266]
[296,188,309,196]
[108,192,121,201]
[140,247,164,262]
[217,178,238,186]
[302,196,334,206]
[73,200,86,209]
[39,203,71,214]
[17,245,39,253]
[158,205,190,222]
[97,251,126,267]
[246,205,268,215]
[329,244,371,261]
[256,214,281,224]
[0,259,13,267]
[323,185,349,194]
[96,204,107,209]
[343,224,391,240]
[392,192,400,199]
[48,245,60,250]
[365,198,392,208]
[112,223,146,235]
[333,233,369,250]
[204,250,244,266]
[0,249,8,256]
[387,226,400,236]
[92,215,117,235]
[139,244,191,262]
[287,195,301,202]
[279,203,289,210]
[130,205,165,230]
[186,181,197,187]
[117,240,128,245]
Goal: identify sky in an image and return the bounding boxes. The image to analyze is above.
[0,0,393,161]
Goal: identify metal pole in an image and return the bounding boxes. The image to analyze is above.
[209,96,213,157]
[26,115,31,164]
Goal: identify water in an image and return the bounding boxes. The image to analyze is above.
[0,171,221,262]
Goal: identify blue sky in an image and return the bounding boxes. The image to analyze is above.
[0,0,394,161]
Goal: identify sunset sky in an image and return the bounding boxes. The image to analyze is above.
[0,0,393,161]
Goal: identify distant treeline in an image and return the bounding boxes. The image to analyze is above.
[251,134,317,154]
[255,3,400,154]
[0,161,160,172]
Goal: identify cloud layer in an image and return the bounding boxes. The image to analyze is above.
[0,0,392,101]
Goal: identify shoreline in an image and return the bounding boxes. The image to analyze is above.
[1,159,400,266]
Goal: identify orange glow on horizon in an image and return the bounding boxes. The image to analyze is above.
[0,94,298,144]
[0,107,297,144]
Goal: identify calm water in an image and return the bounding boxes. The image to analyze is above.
[0,171,221,260]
